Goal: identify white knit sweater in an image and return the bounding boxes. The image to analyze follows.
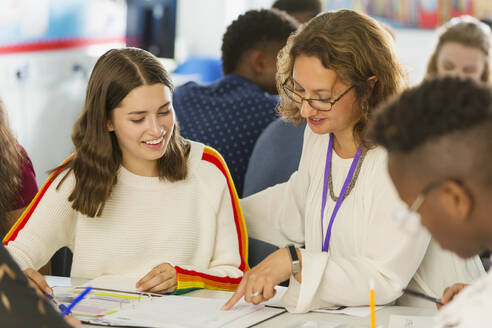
[5,141,248,293]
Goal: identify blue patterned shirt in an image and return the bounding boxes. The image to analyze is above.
[173,74,279,196]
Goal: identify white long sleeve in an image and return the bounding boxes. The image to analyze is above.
[241,126,484,312]
[5,170,77,271]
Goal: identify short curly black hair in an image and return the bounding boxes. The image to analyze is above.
[369,77,492,153]
[221,9,298,74]
[272,0,322,16]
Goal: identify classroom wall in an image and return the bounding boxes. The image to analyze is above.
[175,0,273,59]
[0,0,125,184]
[0,0,435,185]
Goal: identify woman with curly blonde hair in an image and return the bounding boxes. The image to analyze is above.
[224,9,484,312]
[4,48,249,298]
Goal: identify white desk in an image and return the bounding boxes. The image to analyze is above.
[176,289,437,328]
[46,276,437,328]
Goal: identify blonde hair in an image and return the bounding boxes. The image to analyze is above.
[276,9,405,145]
[426,16,491,82]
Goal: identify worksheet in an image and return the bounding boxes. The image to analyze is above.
[101,295,285,328]
[388,315,435,328]
[53,286,153,318]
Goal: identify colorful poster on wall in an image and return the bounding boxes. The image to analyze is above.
[324,0,474,28]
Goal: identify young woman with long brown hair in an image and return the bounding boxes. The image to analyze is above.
[4,48,248,297]
[0,100,38,238]
[223,9,484,312]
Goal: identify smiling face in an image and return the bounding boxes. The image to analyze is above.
[436,42,486,82]
[107,83,175,177]
[292,54,362,135]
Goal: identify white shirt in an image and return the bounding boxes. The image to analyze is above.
[241,125,484,312]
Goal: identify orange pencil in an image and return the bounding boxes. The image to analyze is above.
[370,279,376,328]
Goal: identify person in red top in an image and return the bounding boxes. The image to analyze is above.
[0,99,38,238]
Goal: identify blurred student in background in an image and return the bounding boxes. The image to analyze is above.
[426,14,492,269]
[370,77,492,328]
[173,9,298,196]
[272,0,322,23]
[0,99,38,239]
[427,15,491,83]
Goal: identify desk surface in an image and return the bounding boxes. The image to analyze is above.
[45,276,437,328]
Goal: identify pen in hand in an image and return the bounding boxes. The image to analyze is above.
[43,290,69,313]
[402,288,443,306]
[60,286,93,317]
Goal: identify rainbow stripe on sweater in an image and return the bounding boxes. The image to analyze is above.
[4,148,249,294]
[172,146,249,294]
[3,157,72,245]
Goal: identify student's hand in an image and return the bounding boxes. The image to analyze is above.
[438,283,468,309]
[23,268,53,298]
[64,315,82,328]
[222,247,297,310]
[136,263,177,294]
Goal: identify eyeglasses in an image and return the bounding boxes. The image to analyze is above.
[393,180,443,234]
[282,80,354,112]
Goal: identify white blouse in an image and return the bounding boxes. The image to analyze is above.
[241,125,484,313]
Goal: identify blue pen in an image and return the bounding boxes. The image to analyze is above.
[60,286,93,317]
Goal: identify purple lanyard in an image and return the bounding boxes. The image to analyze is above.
[321,133,362,252]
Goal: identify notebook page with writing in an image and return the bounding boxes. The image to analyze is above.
[102,295,284,328]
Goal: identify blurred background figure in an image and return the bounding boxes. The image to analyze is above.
[0,99,38,239]
[173,9,298,197]
[271,0,322,23]
[426,15,491,83]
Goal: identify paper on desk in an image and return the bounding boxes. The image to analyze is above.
[102,295,285,328]
[299,321,343,328]
[388,315,435,328]
[313,306,384,317]
[45,275,73,287]
[263,286,383,317]
[82,275,140,293]
[52,286,146,318]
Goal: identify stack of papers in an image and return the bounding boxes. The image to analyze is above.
[52,275,285,327]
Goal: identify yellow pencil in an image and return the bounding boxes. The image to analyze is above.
[370,279,376,328]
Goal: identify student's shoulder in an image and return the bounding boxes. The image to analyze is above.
[187,140,231,186]
[174,81,208,97]
[43,157,77,193]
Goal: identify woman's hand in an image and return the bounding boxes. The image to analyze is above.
[222,247,299,310]
[23,268,52,297]
[136,263,177,294]
[438,283,468,309]
[64,315,82,328]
